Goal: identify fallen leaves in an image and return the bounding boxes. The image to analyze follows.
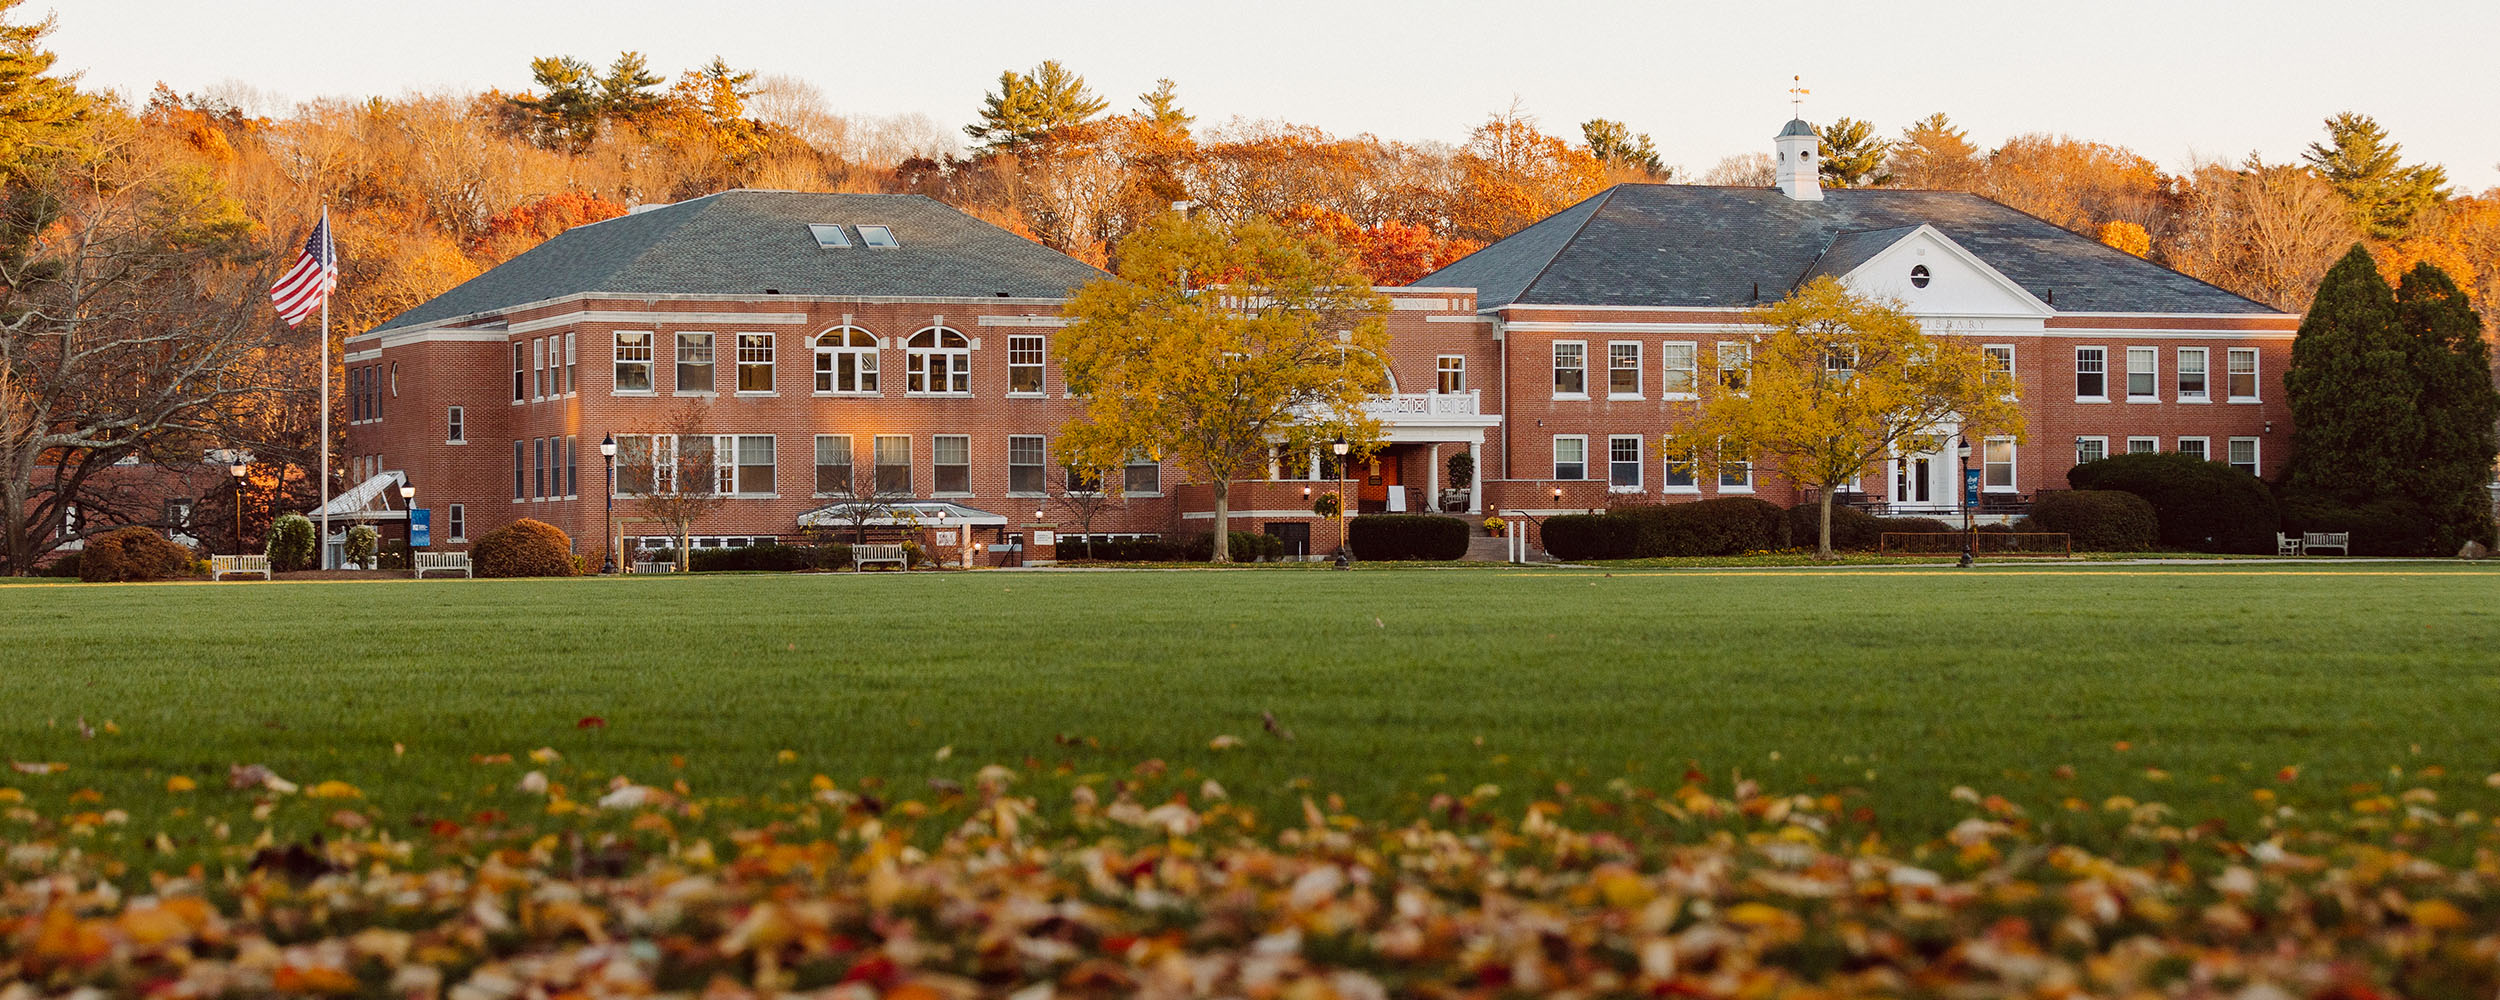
[8,760,66,775]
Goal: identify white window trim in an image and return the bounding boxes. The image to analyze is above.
[1551,341,1588,400]
[2075,345,2109,403]
[1659,340,1701,401]
[812,327,881,396]
[446,405,465,445]
[674,331,718,396]
[1983,343,2017,400]
[2176,347,2210,403]
[1007,434,1048,496]
[613,330,656,396]
[811,434,856,497]
[2124,346,2160,403]
[734,332,778,397]
[931,434,973,497]
[446,503,466,544]
[2226,348,2262,403]
[719,433,779,498]
[1983,436,2018,493]
[2126,436,2160,454]
[1715,340,1750,397]
[873,434,913,496]
[1006,334,1047,398]
[1606,340,1645,400]
[1716,439,1753,493]
[2074,435,2108,466]
[2177,436,2211,461]
[2228,436,2261,476]
[564,331,577,397]
[1606,434,1643,492]
[1552,434,1588,481]
[906,327,973,397]
[1436,354,1467,394]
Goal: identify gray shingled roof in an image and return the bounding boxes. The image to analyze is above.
[1421,185,2279,314]
[374,191,1109,332]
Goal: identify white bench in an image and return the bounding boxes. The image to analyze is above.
[632,560,676,574]
[211,555,270,580]
[2302,531,2349,555]
[413,552,471,578]
[854,544,908,570]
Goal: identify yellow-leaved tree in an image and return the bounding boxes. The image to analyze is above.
[1056,213,1390,562]
[1680,277,2025,560]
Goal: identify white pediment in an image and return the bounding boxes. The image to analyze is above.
[1832,225,2053,321]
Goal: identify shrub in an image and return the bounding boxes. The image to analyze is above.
[1349,515,1470,561]
[343,524,379,568]
[1181,530,1287,562]
[1876,516,1956,535]
[2278,493,2436,556]
[1066,537,1185,562]
[472,519,577,578]
[41,553,81,578]
[79,526,200,582]
[690,542,855,572]
[1540,514,1613,561]
[1631,498,1791,557]
[379,539,410,570]
[2068,452,2279,553]
[1786,502,1885,551]
[265,514,316,571]
[2026,490,2159,551]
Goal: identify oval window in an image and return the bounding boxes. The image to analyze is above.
[1910,264,1931,289]
[390,362,400,396]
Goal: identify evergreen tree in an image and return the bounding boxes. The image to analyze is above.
[1137,78,1192,136]
[596,52,665,123]
[1580,118,1665,178]
[965,60,1107,151]
[2393,262,2500,547]
[2283,245,2420,503]
[0,0,87,180]
[2302,112,2448,240]
[1815,117,1891,188]
[508,56,603,151]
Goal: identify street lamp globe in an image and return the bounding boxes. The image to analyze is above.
[1330,435,1349,457]
[599,434,617,458]
[228,461,246,480]
[1955,436,1973,460]
[398,480,416,502]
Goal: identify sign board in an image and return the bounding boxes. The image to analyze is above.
[1033,530,1055,547]
[1963,469,1982,507]
[409,508,431,547]
[935,530,958,546]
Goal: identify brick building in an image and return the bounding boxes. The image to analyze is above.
[345,120,2295,563]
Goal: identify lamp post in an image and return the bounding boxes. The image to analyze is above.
[227,459,248,555]
[599,434,618,574]
[1331,435,1351,566]
[1956,436,1976,568]
[399,479,417,567]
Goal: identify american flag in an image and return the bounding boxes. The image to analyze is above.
[269,213,337,327]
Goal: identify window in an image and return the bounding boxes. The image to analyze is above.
[2227,348,2260,401]
[675,332,715,393]
[564,331,577,394]
[2075,347,2107,400]
[2076,436,2107,466]
[1008,335,1045,394]
[615,332,654,392]
[933,435,970,493]
[2228,437,2259,477]
[1823,346,1857,381]
[814,327,878,393]
[736,333,775,392]
[814,435,853,494]
[616,436,664,494]
[1437,355,1466,394]
[1608,435,1642,490]
[874,435,911,494]
[856,224,898,248]
[513,342,527,402]
[907,327,971,394]
[163,499,192,529]
[1983,345,2014,387]
[447,504,465,543]
[807,223,849,248]
[1552,342,1586,397]
[2177,437,2208,462]
[2127,436,2159,455]
[2177,347,2208,401]
[512,440,525,500]
[1983,438,2016,490]
[388,361,398,400]
[1660,341,1698,397]
[728,435,774,494]
[534,337,549,399]
[1662,441,1698,490]
[566,436,578,497]
[1718,441,1752,490]
[2126,346,2157,401]
[1009,435,1045,494]
[1124,455,1160,495]
[1910,264,1932,288]
[1553,436,1586,480]
[1717,342,1750,393]
[348,368,362,422]
[1609,341,1644,397]
[534,437,547,500]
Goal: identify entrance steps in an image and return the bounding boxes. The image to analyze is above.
[1462,533,1547,562]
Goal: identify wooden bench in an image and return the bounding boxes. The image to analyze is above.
[2301,531,2350,555]
[413,552,471,578]
[211,554,270,581]
[631,560,676,574]
[854,544,908,570]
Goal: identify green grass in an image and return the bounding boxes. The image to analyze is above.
[4,563,2497,841]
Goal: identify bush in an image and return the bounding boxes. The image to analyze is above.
[1181,530,1287,562]
[1786,502,1885,551]
[1876,516,1955,535]
[1349,514,1470,561]
[1540,514,1614,561]
[689,542,854,572]
[343,524,379,568]
[2068,452,2278,553]
[1545,499,1790,560]
[379,539,410,570]
[1064,537,1185,562]
[265,513,316,571]
[472,519,577,578]
[2278,493,2437,556]
[41,552,81,578]
[79,526,200,582]
[2026,490,2159,551]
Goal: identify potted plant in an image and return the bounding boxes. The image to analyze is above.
[1481,516,1506,536]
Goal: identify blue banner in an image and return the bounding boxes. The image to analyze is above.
[1963,469,1982,507]
[410,508,430,548]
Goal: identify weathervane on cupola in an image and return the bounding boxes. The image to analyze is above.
[1774,75,1823,202]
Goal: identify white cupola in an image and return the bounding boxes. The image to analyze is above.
[1774,118,1822,202]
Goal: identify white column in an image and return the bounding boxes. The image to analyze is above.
[1425,444,1440,512]
[1467,442,1483,515]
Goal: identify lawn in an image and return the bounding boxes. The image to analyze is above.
[5,562,2498,842]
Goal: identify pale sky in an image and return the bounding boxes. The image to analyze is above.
[50,0,2500,192]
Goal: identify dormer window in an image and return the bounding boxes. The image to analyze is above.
[1910,264,1931,288]
[808,224,849,248]
[857,225,898,248]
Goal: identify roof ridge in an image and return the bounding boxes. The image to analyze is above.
[1789,225,1928,294]
[1511,185,1622,306]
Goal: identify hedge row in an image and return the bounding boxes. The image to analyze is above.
[689,542,856,572]
[2020,490,2159,551]
[1052,531,1288,563]
[2067,452,2277,554]
[1348,515,1470,561]
[1546,499,1981,560]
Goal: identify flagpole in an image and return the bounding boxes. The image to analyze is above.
[317,204,331,570]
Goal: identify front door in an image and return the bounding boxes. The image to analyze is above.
[1359,452,1399,512]
[1895,456,1933,505]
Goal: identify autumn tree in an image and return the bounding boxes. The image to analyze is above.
[1454,106,1605,242]
[1042,461,1124,561]
[2303,113,2447,240]
[616,400,724,570]
[1056,213,1390,561]
[1679,278,2023,560]
[1977,134,2170,239]
[965,60,1107,151]
[1581,118,1666,179]
[2165,156,2354,311]
[2098,220,2150,257]
[1699,153,1775,187]
[807,440,916,547]
[1815,117,1891,188]
[0,0,88,178]
[1886,113,1979,190]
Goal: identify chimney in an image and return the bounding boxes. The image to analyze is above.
[1774,118,1822,202]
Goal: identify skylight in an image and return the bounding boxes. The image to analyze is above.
[807,224,849,248]
[856,225,899,248]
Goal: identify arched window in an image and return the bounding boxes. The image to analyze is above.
[907,326,971,394]
[813,327,878,393]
